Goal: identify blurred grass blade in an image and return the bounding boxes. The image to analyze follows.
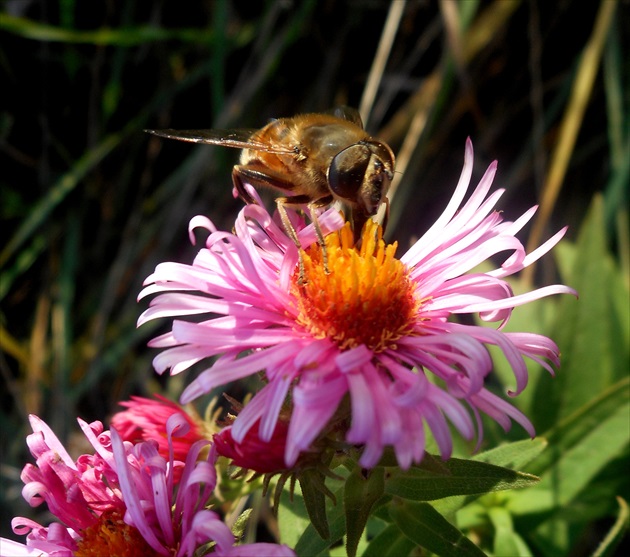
[359,0,406,126]
[593,497,629,557]
[1,58,218,270]
[525,0,618,268]
[383,0,520,234]
[0,325,29,368]
[210,0,228,118]
[51,212,80,402]
[0,13,242,45]
[0,235,46,301]
[380,0,517,145]
[602,15,626,169]
[0,132,120,268]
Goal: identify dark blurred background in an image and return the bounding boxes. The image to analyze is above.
[1,0,628,550]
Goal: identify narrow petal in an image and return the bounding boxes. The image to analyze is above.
[180,344,295,403]
[110,429,166,554]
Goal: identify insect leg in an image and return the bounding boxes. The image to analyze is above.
[350,209,368,246]
[232,164,302,204]
[231,166,259,205]
[281,195,333,277]
[276,198,306,284]
[307,202,330,275]
[380,195,390,233]
[232,165,334,282]
[231,167,306,281]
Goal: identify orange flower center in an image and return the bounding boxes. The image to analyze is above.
[75,509,161,557]
[292,221,418,352]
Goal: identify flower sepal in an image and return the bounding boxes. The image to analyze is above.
[296,467,335,540]
[343,466,386,557]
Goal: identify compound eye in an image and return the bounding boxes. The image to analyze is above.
[328,144,371,201]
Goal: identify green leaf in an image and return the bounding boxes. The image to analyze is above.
[527,377,630,477]
[278,479,346,556]
[488,506,533,557]
[532,195,630,430]
[277,486,311,548]
[507,384,629,553]
[298,469,332,540]
[472,438,548,470]
[231,508,253,539]
[385,456,539,501]
[362,523,417,557]
[537,399,628,507]
[344,467,385,557]
[431,439,547,518]
[389,499,486,557]
[294,491,346,557]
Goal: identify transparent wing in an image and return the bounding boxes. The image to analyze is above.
[326,106,364,129]
[144,128,295,154]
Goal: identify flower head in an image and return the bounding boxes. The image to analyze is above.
[138,139,576,470]
[6,414,293,556]
[214,414,290,475]
[110,394,206,465]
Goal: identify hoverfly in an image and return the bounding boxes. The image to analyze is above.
[146,107,395,280]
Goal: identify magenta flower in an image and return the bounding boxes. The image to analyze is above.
[5,414,294,556]
[138,139,576,470]
[214,416,291,474]
[111,394,206,467]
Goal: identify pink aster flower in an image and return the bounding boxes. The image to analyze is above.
[138,138,577,470]
[110,394,206,465]
[5,414,294,556]
[214,415,290,474]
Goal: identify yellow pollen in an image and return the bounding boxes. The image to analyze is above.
[74,509,162,557]
[292,220,418,352]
